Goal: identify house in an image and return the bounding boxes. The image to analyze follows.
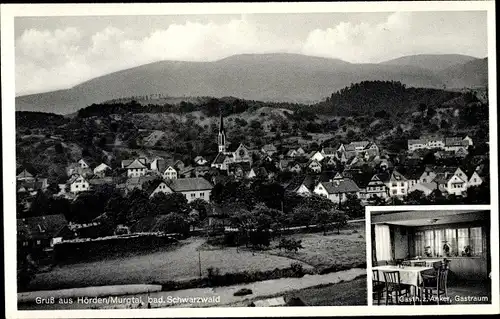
[66,162,93,177]
[125,159,147,178]
[313,173,361,203]
[179,166,195,179]
[174,160,186,171]
[408,135,472,152]
[232,143,252,163]
[419,166,468,185]
[227,162,251,179]
[309,151,325,162]
[17,169,35,182]
[408,135,445,152]
[145,180,174,198]
[162,166,178,180]
[247,167,269,179]
[78,158,90,169]
[337,141,379,161]
[321,147,336,158]
[434,173,467,196]
[211,152,232,170]
[289,163,302,173]
[93,163,111,177]
[296,147,306,156]
[308,159,322,173]
[365,175,388,201]
[468,171,483,188]
[408,182,437,196]
[445,137,472,152]
[150,157,166,171]
[261,144,278,156]
[386,170,409,197]
[294,175,317,196]
[67,174,90,194]
[17,179,49,196]
[194,156,208,166]
[286,149,298,158]
[17,214,68,251]
[168,177,214,203]
[323,156,337,167]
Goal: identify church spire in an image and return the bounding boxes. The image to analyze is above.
[217,112,226,153]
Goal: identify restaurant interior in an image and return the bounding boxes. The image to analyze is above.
[370,209,491,305]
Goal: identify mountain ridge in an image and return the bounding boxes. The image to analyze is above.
[16,53,488,114]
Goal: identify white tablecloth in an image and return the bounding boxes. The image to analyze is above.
[373,265,433,287]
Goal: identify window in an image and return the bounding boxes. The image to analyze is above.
[191,193,196,198]
[200,192,205,198]
[414,226,483,258]
[392,183,397,187]
[392,190,397,195]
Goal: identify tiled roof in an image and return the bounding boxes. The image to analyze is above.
[126,159,147,169]
[390,170,407,182]
[320,178,360,194]
[68,174,85,185]
[121,159,134,168]
[212,152,228,165]
[169,177,213,192]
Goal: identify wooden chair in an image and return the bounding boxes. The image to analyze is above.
[383,271,410,305]
[372,269,385,305]
[421,263,449,305]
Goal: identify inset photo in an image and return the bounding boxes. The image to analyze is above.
[368,206,492,306]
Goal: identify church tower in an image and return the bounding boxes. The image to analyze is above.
[217,113,226,153]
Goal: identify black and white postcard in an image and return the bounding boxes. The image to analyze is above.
[1,1,498,318]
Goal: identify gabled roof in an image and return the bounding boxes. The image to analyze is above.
[68,174,86,185]
[17,214,68,240]
[121,159,134,168]
[126,159,146,169]
[17,169,34,179]
[145,180,173,196]
[389,170,407,182]
[320,178,360,194]
[322,147,336,155]
[168,177,214,192]
[212,152,229,165]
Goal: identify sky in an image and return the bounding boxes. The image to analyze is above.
[15,11,488,96]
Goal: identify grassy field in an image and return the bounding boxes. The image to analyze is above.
[28,221,365,291]
[285,275,367,306]
[265,223,366,272]
[28,238,311,291]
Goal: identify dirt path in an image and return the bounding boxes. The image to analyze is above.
[19,268,366,310]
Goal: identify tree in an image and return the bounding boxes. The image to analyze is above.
[157,213,189,237]
[151,192,190,215]
[341,194,363,218]
[331,210,348,234]
[189,198,211,221]
[405,190,427,205]
[313,209,334,235]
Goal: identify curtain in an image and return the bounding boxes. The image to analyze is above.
[375,224,392,261]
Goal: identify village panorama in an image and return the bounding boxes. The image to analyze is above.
[12,11,491,309]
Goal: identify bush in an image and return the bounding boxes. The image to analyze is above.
[290,262,305,277]
[278,238,304,253]
[234,288,253,296]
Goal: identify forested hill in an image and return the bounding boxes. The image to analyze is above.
[313,81,468,116]
[73,81,474,119]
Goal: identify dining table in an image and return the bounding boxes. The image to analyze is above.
[372,265,433,305]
